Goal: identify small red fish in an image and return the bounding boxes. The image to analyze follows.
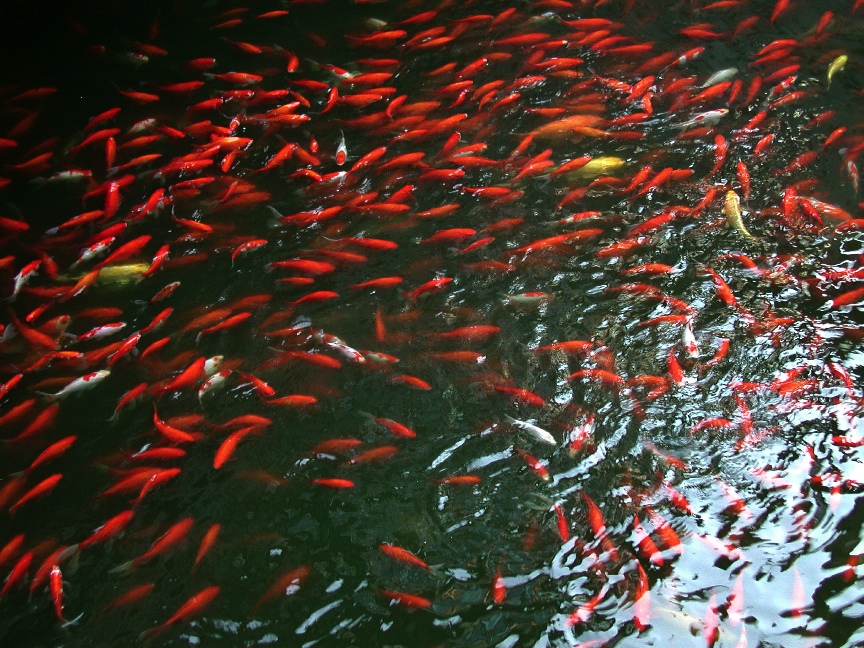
[379,589,432,609]
[403,277,452,301]
[139,586,220,640]
[379,544,429,570]
[492,565,506,604]
[192,523,221,572]
[9,473,63,514]
[49,564,64,620]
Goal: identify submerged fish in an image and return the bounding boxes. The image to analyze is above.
[700,67,738,87]
[57,263,150,287]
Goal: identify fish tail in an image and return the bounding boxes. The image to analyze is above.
[265,206,283,228]
[427,564,447,580]
[138,624,167,642]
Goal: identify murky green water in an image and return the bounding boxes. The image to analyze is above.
[1,0,864,646]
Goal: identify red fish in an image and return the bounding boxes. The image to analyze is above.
[152,356,206,396]
[580,491,619,560]
[99,583,155,615]
[310,478,354,489]
[23,435,76,473]
[379,544,429,570]
[0,551,33,597]
[213,426,259,469]
[79,510,135,550]
[403,277,452,301]
[152,406,199,444]
[362,413,416,438]
[434,475,481,486]
[379,589,432,609]
[192,523,221,572]
[254,566,312,610]
[139,586,220,640]
[112,518,194,572]
[9,473,62,514]
[431,325,501,344]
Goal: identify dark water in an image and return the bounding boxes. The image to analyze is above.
[1,0,863,646]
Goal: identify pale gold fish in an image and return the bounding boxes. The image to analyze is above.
[97,263,151,286]
[724,190,754,239]
[565,156,626,181]
[59,263,150,287]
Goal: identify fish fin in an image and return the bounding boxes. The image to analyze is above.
[108,561,133,575]
[60,612,85,628]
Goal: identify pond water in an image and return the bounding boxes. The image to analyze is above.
[1,0,863,646]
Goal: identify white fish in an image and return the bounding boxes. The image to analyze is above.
[505,291,554,306]
[128,118,157,134]
[700,67,738,88]
[678,108,728,130]
[504,415,557,445]
[36,370,111,401]
[682,318,699,358]
[845,159,859,194]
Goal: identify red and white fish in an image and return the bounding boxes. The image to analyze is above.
[198,369,232,404]
[8,260,41,301]
[335,131,348,166]
[36,370,111,401]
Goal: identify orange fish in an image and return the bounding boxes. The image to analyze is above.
[379,589,432,609]
[379,544,429,570]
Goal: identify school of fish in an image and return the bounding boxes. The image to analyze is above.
[0,0,863,645]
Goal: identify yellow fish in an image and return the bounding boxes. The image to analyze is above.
[827,54,847,88]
